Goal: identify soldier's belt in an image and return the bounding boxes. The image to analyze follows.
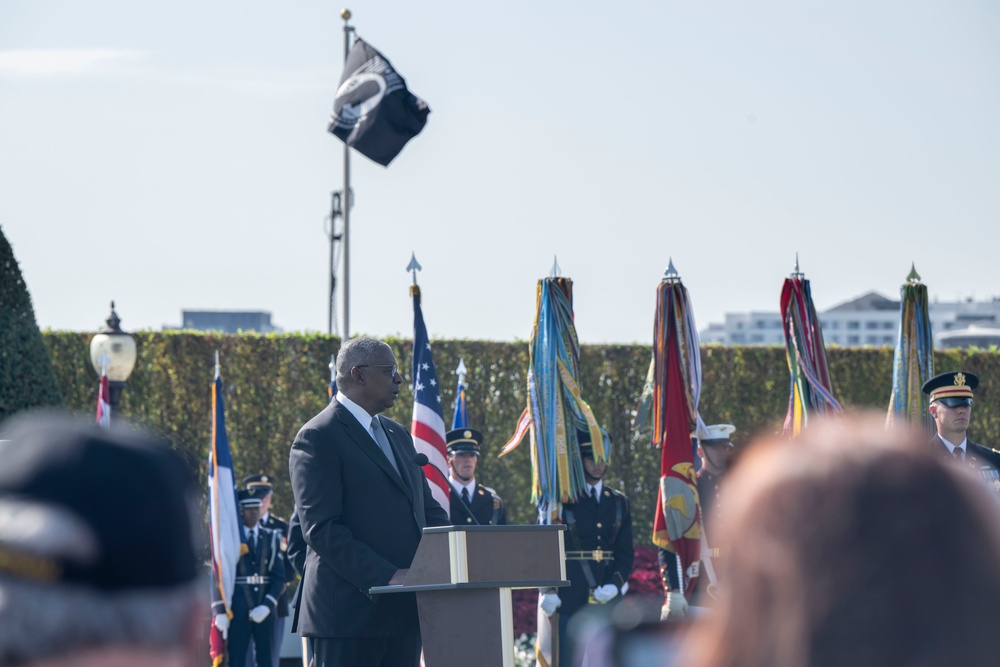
[565,550,615,563]
[235,575,271,585]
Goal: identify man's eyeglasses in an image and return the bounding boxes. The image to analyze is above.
[355,364,399,376]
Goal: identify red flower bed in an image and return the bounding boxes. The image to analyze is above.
[512,545,662,637]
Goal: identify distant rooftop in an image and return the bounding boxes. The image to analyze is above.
[177,310,280,334]
[825,291,899,313]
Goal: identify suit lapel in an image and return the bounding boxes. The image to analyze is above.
[379,417,416,503]
[332,403,412,500]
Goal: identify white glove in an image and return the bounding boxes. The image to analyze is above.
[249,605,271,623]
[621,582,629,596]
[593,583,619,603]
[213,613,230,638]
[660,591,689,621]
[539,592,562,617]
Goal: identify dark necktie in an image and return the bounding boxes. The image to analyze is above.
[371,416,400,475]
[248,530,256,553]
[462,487,471,505]
[590,487,598,502]
[954,448,964,462]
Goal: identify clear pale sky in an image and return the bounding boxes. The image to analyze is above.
[2,1,998,343]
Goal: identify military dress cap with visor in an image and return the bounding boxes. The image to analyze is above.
[578,427,612,460]
[243,473,275,493]
[0,415,200,591]
[922,371,979,407]
[699,424,736,448]
[446,428,483,455]
[238,487,265,508]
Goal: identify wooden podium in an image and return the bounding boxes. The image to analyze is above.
[371,524,568,667]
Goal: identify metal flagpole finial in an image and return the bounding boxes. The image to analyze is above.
[329,354,337,377]
[340,8,352,21]
[790,252,805,279]
[456,358,467,380]
[406,252,422,285]
[550,256,561,277]
[662,258,681,283]
[214,350,220,380]
[98,353,110,376]
[906,262,922,284]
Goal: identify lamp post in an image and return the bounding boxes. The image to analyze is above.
[89,301,137,421]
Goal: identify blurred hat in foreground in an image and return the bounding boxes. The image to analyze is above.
[0,415,199,592]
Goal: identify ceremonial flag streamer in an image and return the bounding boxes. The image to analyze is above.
[328,38,430,166]
[643,261,708,597]
[499,273,604,523]
[410,282,450,517]
[208,357,244,667]
[887,264,934,433]
[781,258,842,436]
[452,358,468,430]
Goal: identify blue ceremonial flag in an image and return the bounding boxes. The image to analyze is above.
[208,362,245,661]
[451,358,468,430]
[410,285,450,516]
[328,38,430,166]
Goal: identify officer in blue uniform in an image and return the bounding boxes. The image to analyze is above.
[446,428,508,526]
[215,488,286,667]
[923,371,1000,493]
[243,473,296,667]
[538,430,633,667]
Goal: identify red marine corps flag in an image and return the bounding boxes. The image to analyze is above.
[636,261,707,600]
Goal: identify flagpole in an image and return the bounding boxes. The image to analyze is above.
[341,8,354,341]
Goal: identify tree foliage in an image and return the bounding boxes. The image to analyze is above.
[0,227,62,423]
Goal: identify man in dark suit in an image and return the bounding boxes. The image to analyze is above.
[923,370,1000,493]
[242,473,296,667]
[289,336,450,667]
[445,427,508,526]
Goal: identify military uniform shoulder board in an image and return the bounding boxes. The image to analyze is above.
[605,486,627,500]
[480,485,503,509]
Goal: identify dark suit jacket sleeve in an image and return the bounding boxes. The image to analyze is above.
[286,508,307,576]
[290,425,399,593]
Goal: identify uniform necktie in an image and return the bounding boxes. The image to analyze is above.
[954,448,964,462]
[462,488,470,505]
[248,529,256,553]
[371,416,401,475]
[590,487,598,502]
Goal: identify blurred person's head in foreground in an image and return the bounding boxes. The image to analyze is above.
[681,412,1000,667]
[0,414,204,667]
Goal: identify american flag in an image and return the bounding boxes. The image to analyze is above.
[208,364,244,667]
[410,285,450,517]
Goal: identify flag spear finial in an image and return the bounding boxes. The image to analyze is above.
[406,252,422,286]
[456,358,467,381]
[340,8,352,20]
[790,252,805,279]
[662,258,681,283]
[214,350,220,380]
[906,263,921,283]
[329,354,337,379]
[550,256,561,277]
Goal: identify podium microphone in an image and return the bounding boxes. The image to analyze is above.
[414,453,480,525]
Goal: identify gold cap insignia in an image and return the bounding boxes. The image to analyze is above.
[955,372,967,386]
[464,430,472,439]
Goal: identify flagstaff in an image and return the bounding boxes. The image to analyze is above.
[340,8,354,341]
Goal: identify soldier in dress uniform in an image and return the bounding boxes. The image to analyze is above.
[243,473,296,667]
[923,371,1000,493]
[659,424,736,620]
[214,488,286,667]
[538,430,634,667]
[446,428,508,526]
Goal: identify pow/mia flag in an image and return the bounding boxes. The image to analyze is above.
[327,38,430,166]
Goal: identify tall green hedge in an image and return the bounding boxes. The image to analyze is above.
[40,331,1000,542]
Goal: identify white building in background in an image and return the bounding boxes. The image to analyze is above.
[700,292,1000,348]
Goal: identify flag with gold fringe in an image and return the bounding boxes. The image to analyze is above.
[638,261,708,597]
[781,258,841,436]
[887,264,934,433]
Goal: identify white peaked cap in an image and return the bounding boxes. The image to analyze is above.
[700,424,736,444]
